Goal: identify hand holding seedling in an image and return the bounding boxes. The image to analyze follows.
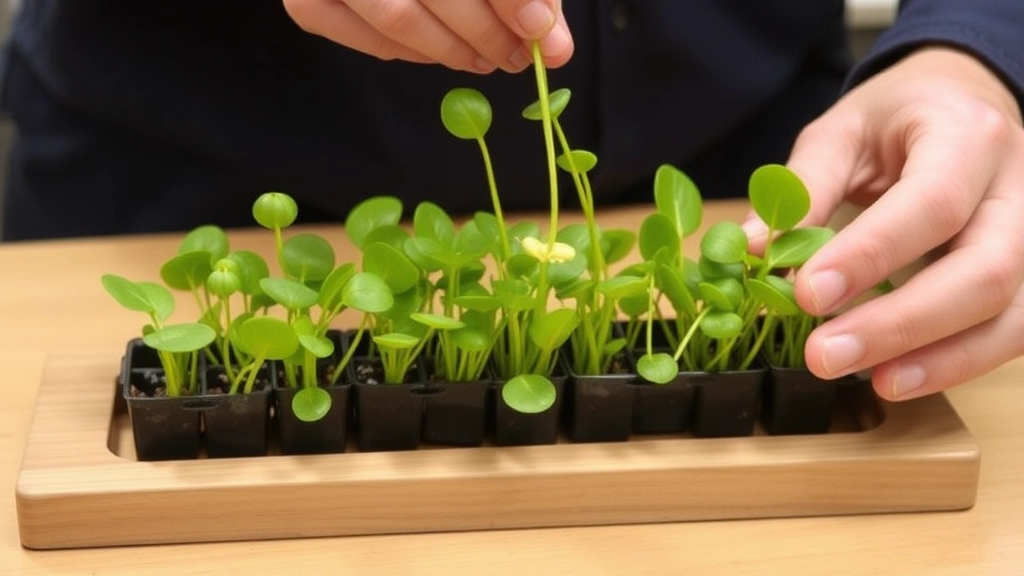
[282,0,573,73]
[746,47,1024,402]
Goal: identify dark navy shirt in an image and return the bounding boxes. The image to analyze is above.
[1,1,1022,240]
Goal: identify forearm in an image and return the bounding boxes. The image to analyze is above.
[845,0,1024,112]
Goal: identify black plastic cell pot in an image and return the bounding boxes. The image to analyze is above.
[762,367,849,435]
[353,381,425,451]
[202,382,272,458]
[630,378,697,434]
[567,373,635,443]
[120,338,206,461]
[275,383,352,454]
[274,330,353,454]
[492,374,566,446]
[690,368,766,438]
[421,380,491,447]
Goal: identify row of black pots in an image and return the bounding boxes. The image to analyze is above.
[120,336,566,460]
[567,364,854,443]
[120,339,272,461]
[121,331,857,461]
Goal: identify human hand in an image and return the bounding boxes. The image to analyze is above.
[745,46,1024,401]
[282,0,573,73]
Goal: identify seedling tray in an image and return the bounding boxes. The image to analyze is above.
[16,348,981,549]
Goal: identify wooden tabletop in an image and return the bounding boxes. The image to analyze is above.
[2,200,1022,574]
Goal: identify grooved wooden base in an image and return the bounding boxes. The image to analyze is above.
[16,348,981,550]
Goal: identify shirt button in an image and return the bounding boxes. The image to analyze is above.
[610,2,630,32]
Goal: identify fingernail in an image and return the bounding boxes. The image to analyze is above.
[517,1,555,37]
[539,23,572,58]
[820,334,865,376]
[891,363,926,398]
[509,47,531,70]
[741,218,767,242]
[807,269,848,312]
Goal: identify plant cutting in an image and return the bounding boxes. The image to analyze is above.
[438,43,583,443]
[630,163,836,437]
[248,191,396,453]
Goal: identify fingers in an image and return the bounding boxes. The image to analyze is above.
[284,0,433,65]
[868,270,1024,402]
[283,0,573,73]
[803,198,1024,384]
[802,131,1024,386]
[795,96,1007,318]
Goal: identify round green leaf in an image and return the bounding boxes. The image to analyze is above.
[341,272,394,313]
[453,294,502,312]
[700,221,748,264]
[259,277,319,310]
[637,352,678,384]
[747,276,799,315]
[449,312,492,351]
[639,213,680,263]
[281,234,335,282]
[364,242,419,295]
[766,226,835,270]
[160,251,215,291]
[528,308,580,352]
[556,149,598,174]
[655,264,697,317]
[699,310,743,339]
[143,323,216,353]
[521,87,571,120]
[235,316,300,359]
[317,263,357,309]
[373,332,420,350]
[601,229,637,265]
[101,274,172,318]
[697,277,744,311]
[139,281,176,321]
[501,374,556,413]
[291,387,333,423]
[440,87,492,140]
[228,250,270,297]
[378,287,423,320]
[345,196,403,250]
[749,164,810,232]
[618,292,649,319]
[596,276,648,300]
[411,312,464,331]
[179,225,229,261]
[654,164,702,237]
[404,236,455,271]
[298,333,335,358]
[413,201,456,246]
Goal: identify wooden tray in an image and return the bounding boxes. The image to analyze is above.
[16,348,981,550]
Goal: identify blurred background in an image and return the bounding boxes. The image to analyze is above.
[0,0,896,239]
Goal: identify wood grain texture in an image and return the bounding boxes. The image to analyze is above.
[5,201,1023,574]
[16,348,979,549]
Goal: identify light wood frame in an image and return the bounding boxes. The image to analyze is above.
[16,348,981,550]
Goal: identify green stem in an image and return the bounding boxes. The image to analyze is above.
[475,136,511,266]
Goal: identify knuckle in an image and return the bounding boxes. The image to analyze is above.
[373,0,422,37]
[973,250,1023,314]
[853,233,899,284]
[887,308,920,355]
[918,181,972,238]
